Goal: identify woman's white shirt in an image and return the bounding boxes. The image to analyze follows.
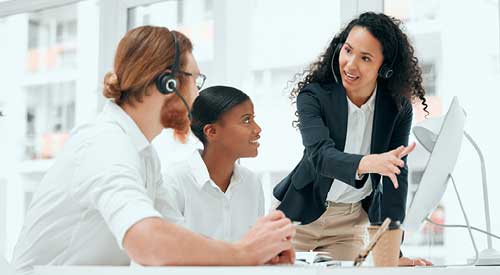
[12,101,167,274]
[326,87,376,203]
[159,150,264,242]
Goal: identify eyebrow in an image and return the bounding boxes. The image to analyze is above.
[240,113,253,119]
[345,42,374,58]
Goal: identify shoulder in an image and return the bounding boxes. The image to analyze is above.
[396,96,413,120]
[65,122,143,188]
[401,96,413,112]
[376,89,413,116]
[73,117,135,144]
[88,122,138,162]
[297,82,343,106]
[299,82,339,96]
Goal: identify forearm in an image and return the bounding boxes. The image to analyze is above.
[306,141,363,185]
[297,91,364,185]
[124,217,246,266]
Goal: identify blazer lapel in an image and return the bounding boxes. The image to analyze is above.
[329,84,349,151]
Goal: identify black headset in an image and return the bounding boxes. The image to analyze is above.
[155,31,180,95]
[330,38,398,83]
[154,31,192,120]
[378,41,398,79]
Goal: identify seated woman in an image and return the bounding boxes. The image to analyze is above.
[159,85,264,242]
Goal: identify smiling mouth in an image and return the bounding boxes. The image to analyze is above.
[250,137,260,146]
[344,71,359,81]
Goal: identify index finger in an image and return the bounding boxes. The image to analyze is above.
[420,258,433,266]
[388,174,399,189]
[399,142,416,159]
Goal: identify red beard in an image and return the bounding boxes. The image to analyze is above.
[160,96,190,143]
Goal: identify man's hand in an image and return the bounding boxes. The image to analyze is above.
[398,256,433,266]
[235,210,296,265]
[267,249,296,265]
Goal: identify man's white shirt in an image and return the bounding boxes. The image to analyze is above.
[12,101,170,274]
[160,150,264,242]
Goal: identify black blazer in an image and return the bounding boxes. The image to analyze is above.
[274,82,412,225]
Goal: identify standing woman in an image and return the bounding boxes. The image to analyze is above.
[274,12,431,266]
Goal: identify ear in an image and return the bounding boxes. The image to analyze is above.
[203,124,217,142]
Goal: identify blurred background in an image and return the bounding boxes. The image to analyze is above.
[0,0,499,265]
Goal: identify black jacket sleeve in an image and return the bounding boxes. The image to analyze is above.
[296,90,363,188]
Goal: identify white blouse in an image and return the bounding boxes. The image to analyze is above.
[160,150,264,242]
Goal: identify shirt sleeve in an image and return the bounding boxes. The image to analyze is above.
[156,172,186,226]
[91,168,162,249]
[70,133,162,250]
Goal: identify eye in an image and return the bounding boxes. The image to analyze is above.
[362,56,371,62]
[345,47,352,55]
[243,114,256,125]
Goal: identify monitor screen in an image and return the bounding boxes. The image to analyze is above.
[403,97,466,231]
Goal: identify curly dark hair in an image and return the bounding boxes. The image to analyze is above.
[289,12,428,127]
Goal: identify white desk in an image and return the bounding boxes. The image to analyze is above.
[33,265,500,275]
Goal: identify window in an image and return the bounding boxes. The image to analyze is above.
[0,0,99,259]
[127,0,214,62]
[0,2,99,161]
[25,82,75,160]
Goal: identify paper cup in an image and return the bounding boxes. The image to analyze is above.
[367,222,402,267]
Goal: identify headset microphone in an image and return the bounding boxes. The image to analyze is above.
[155,31,192,120]
[330,43,343,84]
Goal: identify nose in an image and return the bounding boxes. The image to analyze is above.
[254,121,262,135]
[346,54,357,68]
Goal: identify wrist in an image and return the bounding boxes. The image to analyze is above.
[358,155,369,175]
[232,242,256,265]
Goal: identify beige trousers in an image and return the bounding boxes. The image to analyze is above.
[293,201,369,261]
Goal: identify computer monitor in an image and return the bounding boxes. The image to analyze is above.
[403,96,466,231]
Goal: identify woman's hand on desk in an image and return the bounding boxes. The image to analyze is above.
[399,256,433,266]
[235,210,296,265]
[358,142,416,189]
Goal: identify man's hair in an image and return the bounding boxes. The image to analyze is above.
[103,26,193,106]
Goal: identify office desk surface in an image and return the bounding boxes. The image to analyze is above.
[34,265,500,275]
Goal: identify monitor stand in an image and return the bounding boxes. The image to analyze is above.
[426,174,500,266]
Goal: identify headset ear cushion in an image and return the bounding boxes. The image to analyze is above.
[155,73,175,94]
[378,65,394,79]
[166,78,177,92]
